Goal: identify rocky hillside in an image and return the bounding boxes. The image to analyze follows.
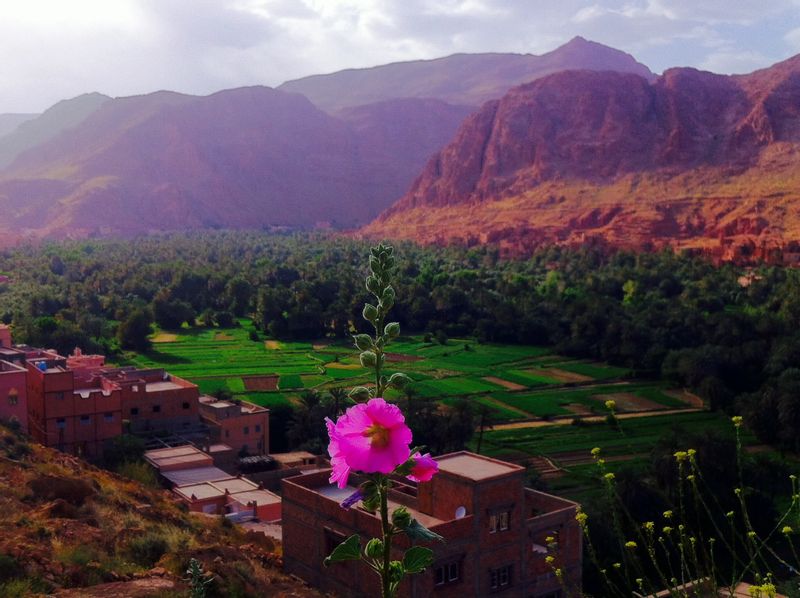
[0,422,320,597]
[278,37,654,112]
[0,94,110,169]
[363,55,800,262]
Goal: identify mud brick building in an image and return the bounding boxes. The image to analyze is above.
[198,394,269,456]
[26,351,122,458]
[282,451,581,597]
[99,367,200,433]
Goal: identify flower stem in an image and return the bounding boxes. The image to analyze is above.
[380,476,392,598]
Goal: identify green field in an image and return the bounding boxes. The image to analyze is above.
[474,411,757,503]
[478,411,748,461]
[123,323,697,423]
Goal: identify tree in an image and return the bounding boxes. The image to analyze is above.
[117,309,152,351]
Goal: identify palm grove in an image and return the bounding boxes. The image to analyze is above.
[2,231,800,453]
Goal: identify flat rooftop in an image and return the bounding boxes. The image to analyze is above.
[230,489,281,506]
[161,466,230,487]
[146,381,184,392]
[272,451,317,463]
[318,484,443,528]
[174,477,280,506]
[435,452,523,481]
[0,360,25,373]
[199,394,267,414]
[145,445,212,470]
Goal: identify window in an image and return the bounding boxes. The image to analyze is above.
[152,405,161,413]
[324,528,347,554]
[182,402,190,410]
[80,415,91,425]
[55,392,64,400]
[434,559,461,587]
[243,426,249,435]
[225,430,230,438]
[489,510,511,533]
[7,389,18,406]
[56,418,66,429]
[255,425,261,433]
[489,565,512,591]
[104,413,114,423]
[130,407,139,416]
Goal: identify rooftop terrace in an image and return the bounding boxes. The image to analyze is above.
[436,451,523,481]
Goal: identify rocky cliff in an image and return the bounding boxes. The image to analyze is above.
[364,55,800,262]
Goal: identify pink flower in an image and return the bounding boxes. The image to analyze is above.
[407,452,438,483]
[326,418,351,488]
[326,398,412,483]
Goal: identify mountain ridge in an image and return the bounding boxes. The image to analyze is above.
[278,36,654,111]
[362,55,800,262]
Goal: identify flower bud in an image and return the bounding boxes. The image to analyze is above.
[363,303,379,322]
[389,561,404,583]
[353,334,373,351]
[366,275,381,295]
[364,538,384,559]
[384,322,401,338]
[392,506,412,530]
[360,351,377,368]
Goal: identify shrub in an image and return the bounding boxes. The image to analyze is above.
[0,554,18,582]
[116,461,159,488]
[0,579,34,598]
[127,532,169,567]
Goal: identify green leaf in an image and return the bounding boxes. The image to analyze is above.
[323,534,361,566]
[404,519,445,543]
[403,546,434,574]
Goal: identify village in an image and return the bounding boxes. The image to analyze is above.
[0,322,582,597]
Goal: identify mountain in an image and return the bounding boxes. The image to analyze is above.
[0,93,110,169]
[0,113,38,138]
[278,36,654,112]
[363,55,800,262]
[0,88,468,241]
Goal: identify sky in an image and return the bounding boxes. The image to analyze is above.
[2,0,800,114]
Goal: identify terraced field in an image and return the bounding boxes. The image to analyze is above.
[473,411,758,503]
[123,320,697,423]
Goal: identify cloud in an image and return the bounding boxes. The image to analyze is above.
[786,26,800,50]
[699,50,772,74]
[0,0,799,113]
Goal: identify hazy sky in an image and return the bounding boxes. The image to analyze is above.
[2,0,800,114]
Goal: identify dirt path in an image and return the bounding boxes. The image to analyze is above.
[665,389,705,408]
[490,408,704,431]
[484,376,526,391]
[480,395,532,418]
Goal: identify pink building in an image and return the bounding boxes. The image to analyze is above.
[199,395,269,456]
[0,359,28,431]
[0,325,11,348]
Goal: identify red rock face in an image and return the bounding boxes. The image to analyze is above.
[366,55,800,263]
